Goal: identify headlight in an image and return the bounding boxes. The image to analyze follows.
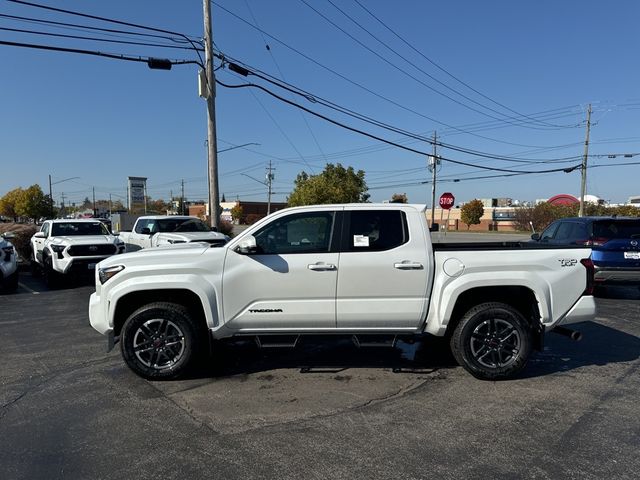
[98,265,125,284]
[50,244,65,259]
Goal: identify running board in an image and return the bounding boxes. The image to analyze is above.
[352,334,398,348]
[254,335,300,349]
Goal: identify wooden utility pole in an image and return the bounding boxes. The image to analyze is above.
[578,104,592,217]
[266,160,275,215]
[429,131,438,227]
[203,0,221,228]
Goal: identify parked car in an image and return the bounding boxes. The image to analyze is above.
[0,232,18,292]
[31,219,125,287]
[116,215,229,252]
[531,216,640,285]
[90,204,596,381]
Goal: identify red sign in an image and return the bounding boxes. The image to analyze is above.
[439,192,455,210]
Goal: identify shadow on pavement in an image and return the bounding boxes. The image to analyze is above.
[522,321,640,379]
[186,335,458,380]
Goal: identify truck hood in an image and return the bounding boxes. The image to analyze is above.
[52,235,118,245]
[97,242,217,269]
[156,231,229,242]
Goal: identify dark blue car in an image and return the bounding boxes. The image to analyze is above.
[531,216,640,285]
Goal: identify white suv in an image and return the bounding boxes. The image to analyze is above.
[0,232,19,292]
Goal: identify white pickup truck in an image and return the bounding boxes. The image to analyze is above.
[31,219,125,286]
[116,215,229,252]
[89,204,596,381]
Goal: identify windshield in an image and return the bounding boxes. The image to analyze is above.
[157,218,210,233]
[51,222,110,236]
[593,220,640,239]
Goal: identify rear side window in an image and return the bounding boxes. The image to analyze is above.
[593,220,640,239]
[346,210,408,251]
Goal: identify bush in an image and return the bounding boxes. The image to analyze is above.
[0,223,38,261]
[513,203,640,232]
[245,214,264,225]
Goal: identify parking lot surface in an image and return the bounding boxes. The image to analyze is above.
[1,271,639,480]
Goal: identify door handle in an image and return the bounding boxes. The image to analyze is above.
[394,261,423,270]
[308,263,337,271]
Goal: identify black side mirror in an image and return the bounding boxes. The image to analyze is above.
[531,233,540,241]
[141,227,154,235]
[429,222,440,232]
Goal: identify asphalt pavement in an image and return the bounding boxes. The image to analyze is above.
[1,272,639,480]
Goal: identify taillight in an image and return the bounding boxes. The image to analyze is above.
[580,258,595,295]
[586,237,609,246]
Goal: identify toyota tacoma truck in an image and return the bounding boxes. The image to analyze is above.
[116,215,229,252]
[89,204,596,380]
[31,219,125,286]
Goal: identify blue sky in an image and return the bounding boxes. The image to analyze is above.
[1,0,639,208]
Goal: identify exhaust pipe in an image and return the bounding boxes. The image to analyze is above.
[552,326,583,342]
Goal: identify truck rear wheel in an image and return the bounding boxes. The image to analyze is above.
[120,302,202,380]
[450,302,532,380]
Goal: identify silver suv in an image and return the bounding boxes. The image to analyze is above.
[0,232,19,292]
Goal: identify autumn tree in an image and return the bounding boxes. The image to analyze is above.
[230,204,244,224]
[0,187,24,221]
[460,199,484,230]
[287,163,369,207]
[15,185,51,221]
[390,193,408,203]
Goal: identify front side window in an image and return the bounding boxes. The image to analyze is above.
[347,210,408,251]
[540,221,560,242]
[254,212,334,255]
[41,222,50,237]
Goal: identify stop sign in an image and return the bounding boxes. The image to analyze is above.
[439,192,455,210]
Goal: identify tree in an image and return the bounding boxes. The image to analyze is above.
[460,199,484,230]
[15,185,50,221]
[390,193,408,203]
[287,163,369,207]
[147,199,168,214]
[0,187,24,221]
[230,204,243,224]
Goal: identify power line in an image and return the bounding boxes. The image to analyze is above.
[0,26,204,51]
[222,60,583,164]
[350,0,570,129]
[216,77,581,175]
[299,0,567,130]
[211,1,581,147]
[0,39,199,66]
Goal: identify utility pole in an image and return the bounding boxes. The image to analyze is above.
[203,0,221,229]
[48,174,54,218]
[92,186,96,217]
[266,160,275,215]
[109,193,112,216]
[429,131,438,227]
[578,104,592,217]
[181,179,185,215]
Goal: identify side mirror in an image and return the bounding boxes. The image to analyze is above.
[141,227,152,235]
[34,231,46,239]
[236,235,257,255]
[531,233,540,241]
[1,232,16,240]
[429,222,440,232]
[211,226,218,232]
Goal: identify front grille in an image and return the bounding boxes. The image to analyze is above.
[68,244,117,256]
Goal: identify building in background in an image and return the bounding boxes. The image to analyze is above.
[189,200,288,224]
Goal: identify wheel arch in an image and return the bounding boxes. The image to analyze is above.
[444,286,541,339]
[113,289,209,338]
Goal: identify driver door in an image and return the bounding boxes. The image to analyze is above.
[222,209,341,331]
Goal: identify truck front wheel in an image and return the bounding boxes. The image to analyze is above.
[120,302,202,380]
[450,302,532,380]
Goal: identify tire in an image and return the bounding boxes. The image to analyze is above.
[120,302,203,380]
[5,271,19,292]
[450,302,532,380]
[30,250,41,278]
[42,255,60,289]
